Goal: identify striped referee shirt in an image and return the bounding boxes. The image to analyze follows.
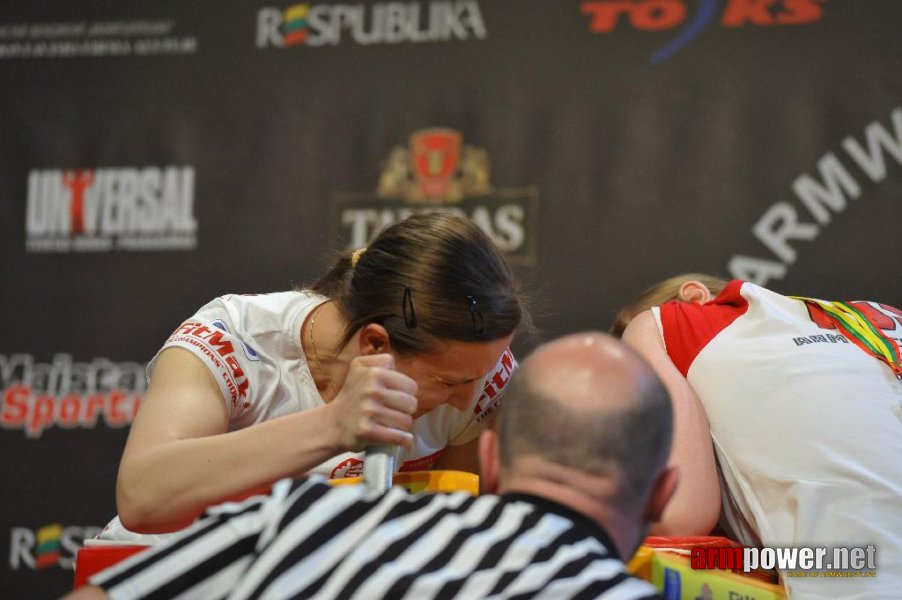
[91,477,661,599]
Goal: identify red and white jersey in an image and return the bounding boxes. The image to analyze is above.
[654,281,902,595]
[152,290,517,477]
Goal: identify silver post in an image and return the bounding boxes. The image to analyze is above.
[364,445,395,493]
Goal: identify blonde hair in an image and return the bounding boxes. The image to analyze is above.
[350,247,366,268]
[610,273,729,338]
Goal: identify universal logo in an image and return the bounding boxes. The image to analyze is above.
[24,166,197,253]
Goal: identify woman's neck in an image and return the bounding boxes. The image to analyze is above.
[302,300,356,402]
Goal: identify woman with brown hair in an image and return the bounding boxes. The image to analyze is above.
[102,212,528,541]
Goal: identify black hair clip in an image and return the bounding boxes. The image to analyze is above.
[402,287,417,328]
[467,295,486,336]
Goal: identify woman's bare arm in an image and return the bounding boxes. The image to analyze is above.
[432,437,480,474]
[622,310,721,535]
[116,348,417,532]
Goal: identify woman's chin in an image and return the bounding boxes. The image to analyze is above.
[412,408,431,420]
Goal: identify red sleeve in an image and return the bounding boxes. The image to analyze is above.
[660,280,749,377]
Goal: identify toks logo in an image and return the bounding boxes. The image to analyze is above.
[581,0,825,63]
[9,524,102,570]
[256,1,486,48]
[333,128,538,265]
[25,165,197,253]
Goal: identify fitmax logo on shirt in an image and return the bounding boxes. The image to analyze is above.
[25,166,197,253]
[256,1,487,48]
[169,322,251,408]
[473,348,515,423]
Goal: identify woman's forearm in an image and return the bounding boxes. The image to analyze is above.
[116,403,342,532]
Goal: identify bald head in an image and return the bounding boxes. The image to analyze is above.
[524,332,660,412]
[497,332,673,509]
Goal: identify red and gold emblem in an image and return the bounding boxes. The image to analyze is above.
[377,128,491,204]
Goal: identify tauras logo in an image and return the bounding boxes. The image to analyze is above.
[256,1,486,48]
[728,107,902,286]
[0,353,144,438]
[333,128,538,265]
[25,166,197,253]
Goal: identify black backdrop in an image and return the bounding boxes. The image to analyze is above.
[2,1,901,596]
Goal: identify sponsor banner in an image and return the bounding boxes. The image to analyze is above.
[332,128,538,265]
[0,354,145,438]
[24,166,198,254]
[0,19,197,59]
[256,1,487,48]
[581,0,826,63]
[727,107,902,287]
[8,524,103,571]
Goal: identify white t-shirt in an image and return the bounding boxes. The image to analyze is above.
[99,290,516,543]
[654,280,902,598]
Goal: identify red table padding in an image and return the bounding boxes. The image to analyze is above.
[73,545,149,589]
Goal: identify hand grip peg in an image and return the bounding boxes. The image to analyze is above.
[364,445,395,493]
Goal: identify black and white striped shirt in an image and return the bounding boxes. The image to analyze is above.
[91,477,661,599]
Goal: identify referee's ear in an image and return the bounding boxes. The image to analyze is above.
[645,465,680,523]
[477,430,501,495]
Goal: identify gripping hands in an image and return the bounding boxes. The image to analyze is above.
[328,353,418,452]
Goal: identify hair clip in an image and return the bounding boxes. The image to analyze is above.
[402,287,417,328]
[350,247,366,268]
[467,295,486,336]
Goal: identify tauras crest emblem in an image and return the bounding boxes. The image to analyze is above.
[377,128,491,204]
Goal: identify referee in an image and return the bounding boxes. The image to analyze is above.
[68,332,674,600]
